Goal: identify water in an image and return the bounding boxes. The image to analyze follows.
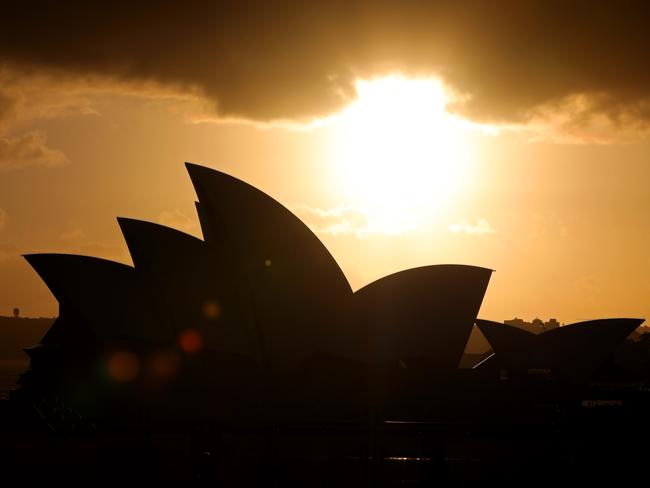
[0,359,28,398]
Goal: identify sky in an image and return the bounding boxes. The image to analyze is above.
[1,1,650,325]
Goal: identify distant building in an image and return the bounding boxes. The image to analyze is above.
[477,318,644,383]
[504,317,562,334]
[504,317,525,328]
[546,318,560,330]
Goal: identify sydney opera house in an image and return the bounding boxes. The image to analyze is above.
[15,163,498,424]
[4,163,649,484]
[476,318,644,383]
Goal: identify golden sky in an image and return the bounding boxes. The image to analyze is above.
[1,2,650,325]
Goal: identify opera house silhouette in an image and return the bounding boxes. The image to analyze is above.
[5,163,649,485]
[476,318,644,383]
[17,163,496,424]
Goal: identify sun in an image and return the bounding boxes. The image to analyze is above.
[329,75,476,234]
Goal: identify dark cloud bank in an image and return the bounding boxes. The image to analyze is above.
[1,1,650,125]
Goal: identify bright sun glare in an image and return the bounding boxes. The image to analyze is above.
[331,76,477,234]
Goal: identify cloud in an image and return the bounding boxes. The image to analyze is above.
[1,1,650,132]
[158,209,201,236]
[0,131,68,171]
[0,67,211,133]
[294,204,417,237]
[0,209,5,231]
[448,218,496,235]
[295,204,369,237]
[0,68,98,131]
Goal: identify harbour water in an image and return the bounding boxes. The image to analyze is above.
[0,359,28,399]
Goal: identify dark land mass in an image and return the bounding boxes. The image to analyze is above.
[0,316,54,359]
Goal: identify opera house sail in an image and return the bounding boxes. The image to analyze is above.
[16,161,643,434]
[7,162,648,486]
[476,318,644,383]
[186,163,356,371]
[15,163,493,427]
[356,265,492,371]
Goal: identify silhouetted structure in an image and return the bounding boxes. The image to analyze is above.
[0,316,53,361]
[4,163,648,486]
[12,307,19,318]
[356,265,491,370]
[504,316,560,333]
[476,318,644,382]
[16,164,494,427]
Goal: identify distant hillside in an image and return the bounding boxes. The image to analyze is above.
[0,316,55,359]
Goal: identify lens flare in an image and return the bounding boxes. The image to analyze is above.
[149,350,181,379]
[202,300,221,320]
[106,351,140,383]
[179,329,203,354]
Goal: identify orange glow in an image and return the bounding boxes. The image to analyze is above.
[329,75,483,234]
[202,299,221,320]
[149,350,181,379]
[179,328,203,354]
[106,351,140,382]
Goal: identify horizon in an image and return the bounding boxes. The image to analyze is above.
[2,2,650,324]
[3,4,650,484]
